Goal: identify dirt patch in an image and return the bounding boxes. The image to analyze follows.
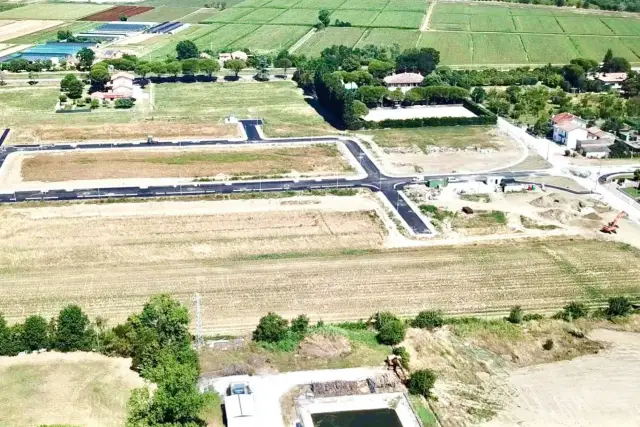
[80,5,153,21]
[0,351,145,427]
[0,20,63,42]
[299,333,352,359]
[17,144,353,182]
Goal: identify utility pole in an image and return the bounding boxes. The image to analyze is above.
[194,293,204,350]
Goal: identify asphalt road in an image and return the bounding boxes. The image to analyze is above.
[0,120,547,235]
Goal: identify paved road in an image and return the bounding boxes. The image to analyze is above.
[0,120,545,235]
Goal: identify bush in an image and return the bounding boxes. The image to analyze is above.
[408,369,437,398]
[562,302,589,321]
[90,99,100,109]
[392,346,410,370]
[606,296,633,318]
[372,311,400,330]
[522,313,544,322]
[412,310,444,329]
[84,96,92,104]
[542,338,554,350]
[114,98,134,109]
[377,318,406,346]
[290,314,309,335]
[253,312,288,343]
[506,306,524,324]
[59,94,67,102]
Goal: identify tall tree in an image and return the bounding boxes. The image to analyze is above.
[22,315,49,351]
[66,78,84,100]
[274,58,292,74]
[166,61,182,78]
[318,9,331,28]
[198,58,220,78]
[60,73,78,93]
[76,47,95,70]
[176,40,199,60]
[150,61,167,78]
[180,58,200,76]
[395,47,440,75]
[224,59,246,77]
[89,64,110,89]
[54,305,92,352]
[603,48,614,65]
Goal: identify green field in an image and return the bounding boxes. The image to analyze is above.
[293,0,345,8]
[570,35,640,62]
[512,15,564,33]
[266,0,304,8]
[204,6,253,22]
[338,0,389,10]
[181,8,219,23]
[371,11,424,29]
[192,23,259,51]
[555,16,615,35]
[418,31,472,64]
[357,28,419,51]
[385,0,428,12]
[0,3,110,20]
[234,0,274,7]
[231,24,309,51]
[129,6,201,22]
[329,9,379,26]
[520,34,580,63]
[470,14,516,32]
[5,21,99,44]
[472,33,528,64]
[237,7,286,23]
[141,25,222,60]
[602,17,640,36]
[296,26,365,56]
[270,7,323,25]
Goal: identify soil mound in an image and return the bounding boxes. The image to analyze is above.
[530,193,570,208]
[299,333,352,359]
[541,209,573,223]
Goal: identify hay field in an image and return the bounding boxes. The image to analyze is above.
[0,197,638,333]
[0,352,144,427]
[0,20,63,42]
[18,144,353,182]
[0,3,110,20]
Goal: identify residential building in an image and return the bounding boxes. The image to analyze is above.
[593,72,628,90]
[218,50,249,65]
[383,72,423,93]
[91,71,134,101]
[576,139,612,158]
[552,119,588,150]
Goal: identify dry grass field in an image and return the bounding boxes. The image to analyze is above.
[18,144,352,182]
[0,197,638,334]
[0,352,144,427]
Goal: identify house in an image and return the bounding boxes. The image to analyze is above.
[587,126,615,143]
[91,71,134,101]
[580,144,611,158]
[552,120,588,150]
[383,72,423,93]
[100,49,123,60]
[218,50,249,65]
[594,72,628,90]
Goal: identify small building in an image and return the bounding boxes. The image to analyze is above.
[100,49,123,60]
[223,394,256,427]
[218,50,248,65]
[594,72,628,90]
[581,145,610,158]
[91,71,134,101]
[552,119,588,150]
[383,72,423,93]
[587,126,615,143]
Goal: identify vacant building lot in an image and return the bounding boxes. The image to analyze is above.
[0,81,333,144]
[11,144,353,183]
[359,126,525,174]
[0,196,637,334]
[0,352,144,427]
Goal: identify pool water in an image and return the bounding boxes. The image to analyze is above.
[312,409,403,427]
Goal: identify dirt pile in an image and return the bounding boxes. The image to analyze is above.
[299,333,352,359]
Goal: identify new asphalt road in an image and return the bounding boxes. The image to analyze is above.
[0,120,548,235]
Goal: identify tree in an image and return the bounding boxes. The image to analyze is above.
[385,88,404,103]
[199,58,220,78]
[570,58,599,72]
[318,9,331,28]
[60,73,78,93]
[622,72,640,96]
[150,61,167,78]
[532,114,552,136]
[634,169,640,181]
[57,29,73,41]
[395,47,440,75]
[356,85,388,107]
[341,55,360,72]
[408,369,437,398]
[66,78,84,100]
[392,346,410,370]
[148,357,204,424]
[253,312,288,343]
[367,59,395,79]
[176,40,199,60]
[561,64,586,89]
[562,302,589,321]
[471,87,486,103]
[0,314,16,355]
[22,315,49,351]
[507,306,524,324]
[181,58,200,76]
[352,99,369,117]
[134,63,151,79]
[603,48,614,65]
[606,296,633,318]
[377,318,406,345]
[290,314,309,335]
[224,59,246,77]
[54,305,92,352]
[119,13,128,21]
[89,64,110,89]
[412,310,444,329]
[274,58,292,74]
[166,61,182,78]
[115,98,135,108]
[602,56,631,73]
[76,47,95,70]
[556,0,565,6]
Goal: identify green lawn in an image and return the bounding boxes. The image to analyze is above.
[622,186,640,199]
[571,35,640,63]
[205,6,253,22]
[294,0,345,8]
[296,27,365,56]
[266,0,304,8]
[181,9,219,23]
[234,0,274,7]
[0,3,110,19]
[430,12,470,31]
[601,17,640,36]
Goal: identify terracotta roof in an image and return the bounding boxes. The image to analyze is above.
[556,121,583,132]
[111,71,134,80]
[551,112,577,124]
[595,72,628,83]
[383,73,424,85]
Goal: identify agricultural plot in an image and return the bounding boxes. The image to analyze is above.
[571,35,640,63]
[237,7,286,23]
[234,0,274,7]
[81,6,154,21]
[601,17,640,36]
[296,27,365,56]
[329,9,379,26]
[385,0,428,12]
[181,9,219,23]
[520,35,580,64]
[231,24,309,51]
[141,25,221,59]
[469,14,516,32]
[129,6,201,22]
[621,37,640,58]
[265,0,304,8]
[419,31,471,64]
[294,0,346,8]
[204,6,253,22]
[0,3,110,20]
[338,0,389,9]
[271,8,323,25]
[371,11,424,29]
[357,28,419,51]
[429,13,469,31]
[471,33,528,64]
[512,15,564,34]
[6,21,99,44]
[192,23,259,51]
[0,20,63,43]
[555,16,614,35]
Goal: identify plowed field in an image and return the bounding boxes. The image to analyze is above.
[81,6,154,21]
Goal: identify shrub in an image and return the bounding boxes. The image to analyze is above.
[542,338,554,350]
[114,98,134,109]
[562,302,589,321]
[59,94,67,102]
[253,312,288,343]
[606,296,633,318]
[506,306,523,324]
[392,346,410,370]
[522,313,544,322]
[372,311,400,330]
[408,369,437,398]
[84,96,92,104]
[290,314,309,335]
[413,310,444,329]
[377,318,406,346]
[90,99,100,109]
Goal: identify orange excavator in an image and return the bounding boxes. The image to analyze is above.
[600,211,627,234]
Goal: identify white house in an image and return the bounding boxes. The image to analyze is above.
[383,72,423,93]
[552,119,588,150]
[91,71,134,101]
[218,50,249,65]
[593,72,628,90]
